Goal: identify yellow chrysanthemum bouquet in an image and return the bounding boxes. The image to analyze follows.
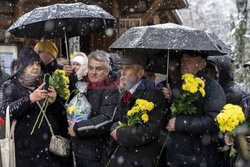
[216,104,245,161]
[31,69,70,134]
[156,73,205,166]
[118,99,154,127]
[171,73,205,117]
[106,99,154,167]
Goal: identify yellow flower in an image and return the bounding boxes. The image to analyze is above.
[182,73,194,80]
[70,51,77,59]
[127,110,133,116]
[195,77,205,88]
[136,99,154,111]
[67,106,75,115]
[141,113,149,123]
[199,88,205,97]
[63,75,70,84]
[217,104,245,133]
[132,106,140,113]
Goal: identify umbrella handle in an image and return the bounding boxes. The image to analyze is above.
[64,29,70,61]
[166,50,169,86]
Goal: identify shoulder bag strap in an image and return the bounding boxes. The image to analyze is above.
[5,106,10,139]
[5,106,17,140]
[28,90,54,136]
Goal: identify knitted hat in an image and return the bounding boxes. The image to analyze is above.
[34,40,58,58]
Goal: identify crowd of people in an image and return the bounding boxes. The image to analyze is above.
[0,40,249,167]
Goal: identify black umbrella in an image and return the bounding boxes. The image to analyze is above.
[7,2,116,59]
[110,23,224,55]
[207,32,232,56]
[109,23,226,83]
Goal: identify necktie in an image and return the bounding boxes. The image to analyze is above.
[123,91,131,106]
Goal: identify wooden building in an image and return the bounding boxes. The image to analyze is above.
[0,0,187,73]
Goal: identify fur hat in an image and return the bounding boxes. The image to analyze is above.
[34,40,58,58]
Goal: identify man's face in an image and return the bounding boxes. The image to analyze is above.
[23,61,41,77]
[34,48,54,65]
[87,58,110,83]
[181,53,205,75]
[121,64,144,90]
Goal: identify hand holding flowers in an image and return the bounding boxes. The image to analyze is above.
[106,99,154,167]
[157,73,206,167]
[30,69,70,135]
[216,104,245,166]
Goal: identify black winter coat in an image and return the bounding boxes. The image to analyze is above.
[165,71,226,167]
[109,81,167,167]
[0,78,66,167]
[72,77,119,165]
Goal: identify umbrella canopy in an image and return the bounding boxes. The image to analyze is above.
[109,23,225,56]
[207,32,232,56]
[7,2,116,39]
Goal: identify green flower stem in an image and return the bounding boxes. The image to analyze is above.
[230,157,233,167]
[30,97,47,135]
[106,145,119,167]
[155,131,170,167]
[38,97,49,128]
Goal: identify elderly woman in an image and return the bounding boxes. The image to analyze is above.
[0,47,65,167]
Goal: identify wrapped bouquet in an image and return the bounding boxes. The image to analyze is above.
[65,81,92,122]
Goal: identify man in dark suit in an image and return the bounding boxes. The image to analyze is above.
[109,51,167,167]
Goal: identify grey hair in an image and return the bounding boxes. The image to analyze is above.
[88,50,110,68]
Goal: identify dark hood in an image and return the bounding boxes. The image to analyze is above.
[207,55,234,87]
[11,46,46,78]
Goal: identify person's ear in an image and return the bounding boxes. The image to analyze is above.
[137,69,145,78]
[198,61,206,71]
[107,65,111,73]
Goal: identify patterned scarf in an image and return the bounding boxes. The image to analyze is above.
[18,72,43,91]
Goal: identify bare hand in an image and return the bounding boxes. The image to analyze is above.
[110,126,120,141]
[166,117,176,132]
[162,84,172,100]
[29,83,48,103]
[68,120,76,137]
[47,86,57,104]
[224,135,234,146]
[63,64,72,76]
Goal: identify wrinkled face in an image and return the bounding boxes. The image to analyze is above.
[87,58,110,83]
[34,48,54,65]
[23,61,41,77]
[72,62,81,72]
[181,54,205,75]
[121,64,144,90]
